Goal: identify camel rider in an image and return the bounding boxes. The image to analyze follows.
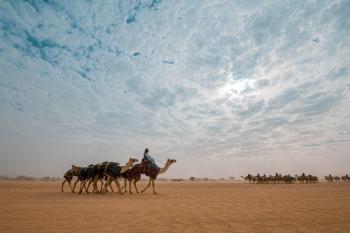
[142,148,158,170]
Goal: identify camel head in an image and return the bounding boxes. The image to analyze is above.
[120,158,138,174]
[71,165,80,171]
[70,165,81,175]
[166,159,176,166]
[127,157,139,166]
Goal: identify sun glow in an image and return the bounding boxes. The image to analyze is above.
[219,79,252,99]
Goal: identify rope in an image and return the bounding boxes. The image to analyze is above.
[104,162,110,173]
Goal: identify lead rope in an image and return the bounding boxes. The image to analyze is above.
[104,162,110,174]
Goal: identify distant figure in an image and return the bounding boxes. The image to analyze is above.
[142,148,158,170]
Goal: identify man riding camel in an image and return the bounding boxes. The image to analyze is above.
[142,148,159,170]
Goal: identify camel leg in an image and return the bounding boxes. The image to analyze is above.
[79,180,86,194]
[141,178,152,194]
[98,180,105,193]
[79,180,89,194]
[123,178,128,193]
[133,178,140,194]
[120,179,126,191]
[72,180,79,193]
[93,182,98,193]
[93,179,98,193]
[152,179,157,195]
[104,182,113,193]
[92,178,100,193]
[109,183,114,192]
[113,178,124,195]
[86,180,93,193]
[102,177,111,193]
[82,180,90,193]
[129,180,133,194]
[61,180,66,192]
[84,181,89,193]
[99,179,104,192]
[99,180,103,193]
[68,181,73,192]
[102,180,108,194]
[97,178,103,193]
[102,177,115,194]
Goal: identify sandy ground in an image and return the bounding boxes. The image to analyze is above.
[0,181,349,233]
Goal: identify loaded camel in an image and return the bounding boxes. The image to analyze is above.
[325,174,334,182]
[72,163,106,193]
[77,164,99,194]
[102,158,138,194]
[61,165,81,192]
[85,161,114,193]
[123,159,176,194]
[71,158,137,194]
[341,174,350,182]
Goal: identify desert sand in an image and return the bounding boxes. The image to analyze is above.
[0,181,350,233]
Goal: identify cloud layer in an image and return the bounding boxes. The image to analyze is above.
[0,0,350,177]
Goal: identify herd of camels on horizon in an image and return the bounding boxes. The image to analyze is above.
[241,173,350,184]
[61,157,176,195]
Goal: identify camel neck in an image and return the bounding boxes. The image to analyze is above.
[159,163,171,174]
[120,162,132,173]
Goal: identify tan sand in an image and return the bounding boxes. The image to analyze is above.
[0,181,349,233]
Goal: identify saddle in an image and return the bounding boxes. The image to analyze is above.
[141,161,160,179]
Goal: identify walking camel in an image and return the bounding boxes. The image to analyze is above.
[102,158,138,194]
[61,165,81,192]
[69,159,137,194]
[86,161,114,193]
[124,159,176,194]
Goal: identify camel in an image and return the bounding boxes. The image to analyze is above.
[325,174,334,182]
[73,163,111,194]
[102,158,138,194]
[61,165,81,192]
[77,164,99,194]
[124,159,176,195]
[341,174,350,182]
[85,161,113,193]
[72,163,107,194]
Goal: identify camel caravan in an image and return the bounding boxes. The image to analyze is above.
[61,149,176,195]
[241,173,319,184]
[242,173,350,184]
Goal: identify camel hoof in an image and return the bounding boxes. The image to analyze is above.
[153,192,158,195]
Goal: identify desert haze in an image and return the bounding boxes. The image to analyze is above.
[0,181,349,233]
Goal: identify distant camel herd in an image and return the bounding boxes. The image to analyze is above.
[324,174,350,182]
[241,173,350,184]
[61,157,176,194]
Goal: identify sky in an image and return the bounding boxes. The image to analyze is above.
[0,0,350,179]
